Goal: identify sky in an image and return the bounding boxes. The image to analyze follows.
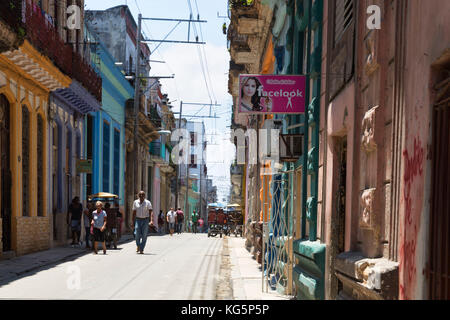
[85,0,235,202]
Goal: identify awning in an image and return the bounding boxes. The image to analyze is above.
[54,80,101,114]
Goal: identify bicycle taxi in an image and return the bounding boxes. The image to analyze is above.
[87,192,122,249]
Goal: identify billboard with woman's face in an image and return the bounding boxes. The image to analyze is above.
[238,74,306,114]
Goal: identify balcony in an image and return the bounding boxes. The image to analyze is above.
[149,105,162,128]
[72,51,102,102]
[14,0,102,100]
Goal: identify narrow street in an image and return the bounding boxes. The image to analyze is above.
[0,234,222,300]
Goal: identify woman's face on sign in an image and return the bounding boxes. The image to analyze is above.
[243,79,257,98]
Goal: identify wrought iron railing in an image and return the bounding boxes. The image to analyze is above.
[23,0,73,77]
[149,106,162,128]
[15,0,102,101]
[72,52,102,101]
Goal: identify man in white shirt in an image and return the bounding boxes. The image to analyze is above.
[166,207,177,236]
[132,191,154,254]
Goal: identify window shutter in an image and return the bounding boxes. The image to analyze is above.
[329,0,355,101]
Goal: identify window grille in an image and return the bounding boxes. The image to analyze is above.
[37,115,44,216]
[22,106,30,217]
[102,121,110,192]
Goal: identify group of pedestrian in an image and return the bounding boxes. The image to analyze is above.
[67,190,205,256]
[67,196,123,255]
[166,207,185,236]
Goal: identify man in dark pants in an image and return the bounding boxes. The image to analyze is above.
[132,191,154,254]
[67,197,83,246]
[176,208,184,234]
[191,210,199,234]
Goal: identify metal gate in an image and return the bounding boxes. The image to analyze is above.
[0,94,12,252]
[427,68,449,300]
[262,174,294,296]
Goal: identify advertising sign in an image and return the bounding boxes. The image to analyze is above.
[238,74,306,114]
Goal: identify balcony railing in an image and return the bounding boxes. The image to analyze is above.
[24,0,73,77]
[149,106,162,128]
[72,52,102,101]
[19,0,102,100]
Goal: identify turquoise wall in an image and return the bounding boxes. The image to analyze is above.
[86,31,134,205]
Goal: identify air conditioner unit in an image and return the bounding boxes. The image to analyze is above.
[279,134,303,162]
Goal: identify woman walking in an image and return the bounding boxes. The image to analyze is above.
[91,201,107,255]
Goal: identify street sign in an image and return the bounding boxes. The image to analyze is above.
[76,159,92,173]
[238,74,306,114]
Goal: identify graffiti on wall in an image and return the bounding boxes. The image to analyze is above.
[399,136,424,299]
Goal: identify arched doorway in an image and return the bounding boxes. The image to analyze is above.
[0,94,12,252]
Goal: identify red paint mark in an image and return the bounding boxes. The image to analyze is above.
[403,138,424,225]
[400,137,424,300]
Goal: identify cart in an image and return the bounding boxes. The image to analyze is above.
[230,210,243,237]
[207,209,222,238]
[88,192,122,249]
[216,209,227,237]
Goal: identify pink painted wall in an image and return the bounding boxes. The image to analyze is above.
[398,0,450,300]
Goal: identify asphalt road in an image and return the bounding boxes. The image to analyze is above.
[0,233,223,300]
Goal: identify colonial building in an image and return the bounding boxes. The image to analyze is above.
[86,5,160,232]
[228,0,450,301]
[82,26,133,235]
[0,0,74,257]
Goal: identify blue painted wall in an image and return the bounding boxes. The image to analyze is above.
[84,28,134,205]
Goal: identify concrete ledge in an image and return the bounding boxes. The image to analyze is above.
[335,251,399,299]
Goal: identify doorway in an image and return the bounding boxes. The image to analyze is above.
[0,94,12,252]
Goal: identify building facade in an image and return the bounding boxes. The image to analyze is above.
[0,0,101,256]
[228,0,450,300]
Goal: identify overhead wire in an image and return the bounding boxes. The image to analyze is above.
[133,0,182,102]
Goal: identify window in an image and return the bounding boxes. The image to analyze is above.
[113,129,120,196]
[22,106,30,217]
[333,0,354,46]
[86,115,93,198]
[37,115,44,217]
[190,132,196,145]
[102,121,110,192]
[189,154,197,168]
[329,0,355,100]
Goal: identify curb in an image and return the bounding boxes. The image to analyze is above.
[0,234,136,283]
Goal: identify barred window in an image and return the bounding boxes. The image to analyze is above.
[37,114,44,216]
[22,106,30,217]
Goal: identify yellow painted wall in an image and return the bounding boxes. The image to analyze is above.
[0,40,70,256]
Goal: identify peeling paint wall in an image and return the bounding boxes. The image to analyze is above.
[398,0,450,300]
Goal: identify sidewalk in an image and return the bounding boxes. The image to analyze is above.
[0,233,135,285]
[228,236,292,300]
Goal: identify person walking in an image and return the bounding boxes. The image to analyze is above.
[91,201,107,255]
[191,210,199,234]
[67,197,83,246]
[132,191,154,254]
[176,208,184,234]
[198,217,204,233]
[167,208,177,236]
[83,202,93,249]
[158,210,165,234]
[114,201,123,241]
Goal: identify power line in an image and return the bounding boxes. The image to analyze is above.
[186,0,214,104]
[194,0,217,103]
